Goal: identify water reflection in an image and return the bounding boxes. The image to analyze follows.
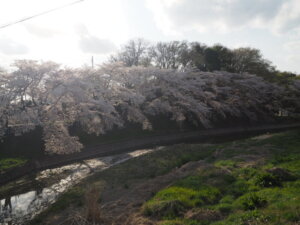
[0,149,154,225]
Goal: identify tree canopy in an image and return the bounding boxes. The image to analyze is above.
[0,60,299,154]
[111,39,299,84]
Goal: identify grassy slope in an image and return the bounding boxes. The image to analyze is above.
[30,129,300,225]
[143,130,300,225]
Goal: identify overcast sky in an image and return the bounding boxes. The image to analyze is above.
[0,0,299,73]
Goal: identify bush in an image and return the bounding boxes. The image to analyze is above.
[228,179,249,197]
[142,185,221,219]
[267,167,296,182]
[174,176,204,190]
[143,199,186,218]
[236,193,267,210]
[142,187,201,218]
[254,172,282,187]
[239,167,258,180]
[238,210,271,224]
[219,195,234,204]
[213,203,233,214]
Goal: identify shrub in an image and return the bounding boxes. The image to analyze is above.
[142,185,220,219]
[254,172,282,187]
[228,179,249,197]
[267,167,296,181]
[219,195,234,204]
[236,193,267,210]
[142,187,201,218]
[239,167,258,180]
[232,210,270,224]
[143,199,186,218]
[174,176,204,190]
[213,203,233,214]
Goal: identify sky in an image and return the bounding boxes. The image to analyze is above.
[0,0,299,73]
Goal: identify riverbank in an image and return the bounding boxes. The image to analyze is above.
[1,122,300,186]
[29,128,300,225]
[0,149,157,225]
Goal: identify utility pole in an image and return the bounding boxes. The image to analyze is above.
[91,56,94,69]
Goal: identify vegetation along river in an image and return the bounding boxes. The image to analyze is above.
[0,148,158,225]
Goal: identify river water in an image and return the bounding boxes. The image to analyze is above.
[0,149,156,225]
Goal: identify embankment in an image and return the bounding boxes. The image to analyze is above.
[1,123,300,186]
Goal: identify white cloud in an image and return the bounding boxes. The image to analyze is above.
[146,0,300,35]
[0,37,29,55]
[23,24,62,38]
[145,0,300,73]
[284,54,300,73]
[76,24,117,54]
[0,0,299,73]
[145,0,182,36]
[79,36,116,54]
[272,0,300,34]
[0,0,129,67]
[284,41,300,51]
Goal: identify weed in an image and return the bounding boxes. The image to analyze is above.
[85,186,103,223]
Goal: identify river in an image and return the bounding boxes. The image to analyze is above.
[0,148,157,225]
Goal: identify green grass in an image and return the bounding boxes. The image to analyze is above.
[29,129,300,224]
[0,158,27,172]
[142,129,300,224]
[143,185,220,218]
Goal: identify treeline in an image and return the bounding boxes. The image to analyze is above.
[0,60,299,154]
[110,39,299,85]
[0,39,299,155]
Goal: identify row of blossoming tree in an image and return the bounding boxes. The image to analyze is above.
[0,60,299,154]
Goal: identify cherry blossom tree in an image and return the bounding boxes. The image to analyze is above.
[0,61,298,155]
